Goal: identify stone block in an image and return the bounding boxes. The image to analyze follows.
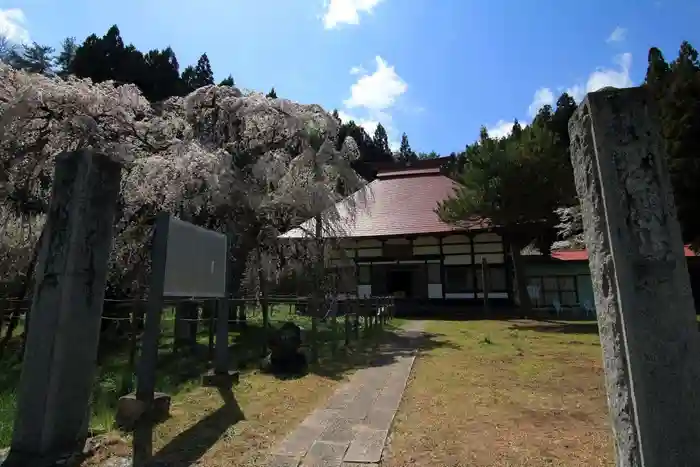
[272,425,323,458]
[319,419,356,444]
[115,392,171,430]
[266,454,301,467]
[303,441,349,467]
[343,427,387,464]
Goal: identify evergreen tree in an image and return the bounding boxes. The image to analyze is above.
[418,151,440,159]
[9,42,55,75]
[439,124,575,314]
[397,133,417,163]
[54,37,77,77]
[0,34,16,64]
[372,123,392,161]
[645,41,700,246]
[511,119,523,139]
[266,87,278,99]
[219,75,234,86]
[142,47,181,101]
[69,25,187,102]
[550,93,577,149]
[70,26,132,84]
[181,65,197,93]
[182,53,214,93]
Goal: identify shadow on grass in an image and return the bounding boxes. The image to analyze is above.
[139,387,245,467]
[508,321,600,335]
[310,326,459,381]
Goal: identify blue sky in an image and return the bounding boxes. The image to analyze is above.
[2,0,699,154]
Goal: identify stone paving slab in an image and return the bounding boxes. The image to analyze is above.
[301,409,342,429]
[343,428,388,463]
[363,407,395,431]
[302,441,350,467]
[273,424,326,458]
[268,321,425,466]
[268,454,302,467]
[319,418,357,444]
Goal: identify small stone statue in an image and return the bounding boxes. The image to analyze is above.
[261,322,307,376]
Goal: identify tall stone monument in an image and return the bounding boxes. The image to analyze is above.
[568,87,700,466]
[3,151,122,466]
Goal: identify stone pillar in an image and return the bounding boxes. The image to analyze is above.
[568,86,700,466]
[4,151,122,466]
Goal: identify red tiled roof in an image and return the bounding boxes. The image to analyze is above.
[280,168,489,239]
[552,246,697,261]
[368,156,451,173]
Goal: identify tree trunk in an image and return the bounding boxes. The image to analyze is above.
[226,239,252,331]
[0,227,44,358]
[256,247,269,355]
[510,240,532,318]
[312,214,324,318]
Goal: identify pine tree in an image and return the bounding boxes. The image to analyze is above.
[0,34,16,64]
[550,93,577,148]
[372,123,392,161]
[511,119,523,139]
[182,53,214,93]
[266,87,278,99]
[9,42,55,75]
[54,37,77,77]
[142,47,181,101]
[646,41,700,246]
[219,75,234,86]
[194,53,214,87]
[397,133,417,163]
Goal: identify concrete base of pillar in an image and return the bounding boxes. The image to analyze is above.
[202,370,240,388]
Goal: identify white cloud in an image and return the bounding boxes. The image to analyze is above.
[528,87,555,118]
[487,119,520,139]
[487,53,634,141]
[0,8,29,43]
[344,56,407,111]
[338,55,410,152]
[337,110,379,135]
[606,26,627,43]
[567,52,633,101]
[587,52,633,91]
[322,0,384,29]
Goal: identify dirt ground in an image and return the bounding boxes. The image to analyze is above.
[386,319,614,467]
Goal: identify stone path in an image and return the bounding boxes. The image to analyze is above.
[267,321,426,467]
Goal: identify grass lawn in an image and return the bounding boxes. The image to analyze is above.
[387,319,614,467]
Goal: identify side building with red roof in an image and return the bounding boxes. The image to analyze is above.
[523,245,700,314]
[280,157,513,308]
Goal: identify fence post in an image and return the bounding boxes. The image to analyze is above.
[128,305,138,373]
[136,212,169,405]
[206,300,215,360]
[310,315,318,364]
[331,312,338,357]
[365,305,371,337]
[344,311,351,347]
